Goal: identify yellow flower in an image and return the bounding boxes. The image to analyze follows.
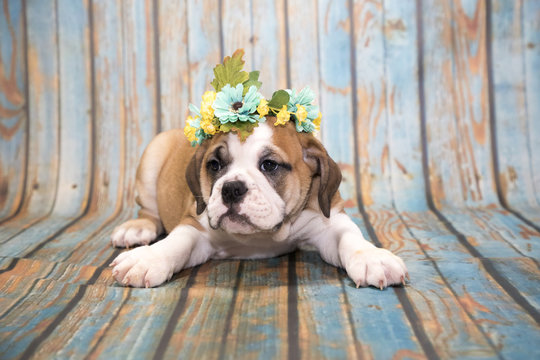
[275,105,290,126]
[313,111,322,131]
[200,118,217,135]
[201,90,217,121]
[202,90,217,105]
[184,118,199,142]
[295,104,308,123]
[201,103,214,121]
[257,98,269,118]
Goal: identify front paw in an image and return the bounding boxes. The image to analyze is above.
[346,248,408,289]
[111,218,158,248]
[110,246,173,287]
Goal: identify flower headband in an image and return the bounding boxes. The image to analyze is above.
[184,49,322,146]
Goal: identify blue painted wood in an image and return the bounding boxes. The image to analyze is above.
[0,0,26,220]
[0,0,59,242]
[491,0,540,216]
[158,1,190,131]
[0,1,539,359]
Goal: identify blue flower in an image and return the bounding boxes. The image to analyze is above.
[213,84,264,124]
[286,87,320,133]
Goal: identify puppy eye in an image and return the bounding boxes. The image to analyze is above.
[260,160,279,173]
[207,159,221,172]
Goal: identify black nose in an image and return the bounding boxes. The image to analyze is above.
[222,181,248,205]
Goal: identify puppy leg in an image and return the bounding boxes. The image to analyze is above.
[307,212,408,289]
[111,132,171,248]
[110,225,213,287]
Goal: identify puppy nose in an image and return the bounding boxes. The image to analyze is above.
[222,181,248,205]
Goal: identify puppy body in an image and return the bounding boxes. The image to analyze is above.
[111,119,408,288]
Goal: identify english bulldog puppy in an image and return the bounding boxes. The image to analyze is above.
[110,117,408,289]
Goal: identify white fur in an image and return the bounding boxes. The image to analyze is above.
[110,125,408,288]
[206,123,285,233]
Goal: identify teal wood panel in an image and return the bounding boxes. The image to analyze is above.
[221,0,252,61]
[353,0,392,208]
[251,0,288,97]
[0,0,93,259]
[491,0,537,206]
[158,1,190,131]
[0,0,59,242]
[524,0,540,204]
[384,0,425,212]
[423,0,495,208]
[286,0,320,96]
[0,1,539,359]
[186,0,221,104]
[0,0,26,220]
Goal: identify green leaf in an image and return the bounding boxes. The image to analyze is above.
[219,121,259,141]
[211,49,250,92]
[242,71,262,95]
[267,90,290,110]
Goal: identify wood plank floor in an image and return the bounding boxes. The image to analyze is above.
[1,0,539,358]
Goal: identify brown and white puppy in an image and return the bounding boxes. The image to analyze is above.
[110,117,408,288]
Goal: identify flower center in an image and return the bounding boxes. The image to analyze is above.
[231,101,243,111]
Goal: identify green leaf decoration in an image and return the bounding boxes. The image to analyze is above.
[242,71,262,95]
[267,90,290,110]
[211,49,250,92]
[220,121,259,141]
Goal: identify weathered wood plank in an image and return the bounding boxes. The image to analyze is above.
[0,0,60,240]
[383,0,424,212]
[296,249,424,359]
[523,0,540,202]
[376,209,540,358]
[221,0,252,62]
[218,257,289,359]
[352,0,392,208]
[186,0,221,103]
[0,0,26,221]
[251,0,288,97]
[491,0,539,212]
[286,0,320,93]
[423,0,494,208]
[117,261,240,359]
[0,0,93,259]
[121,0,159,188]
[157,0,189,131]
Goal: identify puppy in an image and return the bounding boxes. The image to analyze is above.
[110,117,408,288]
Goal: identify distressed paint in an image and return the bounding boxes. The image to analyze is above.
[0,1,539,359]
[251,0,288,97]
[0,0,59,242]
[158,0,190,131]
[0,0,26,220]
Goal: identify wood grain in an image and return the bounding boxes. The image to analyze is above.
[0,0,27,221]
[0,0,539,359]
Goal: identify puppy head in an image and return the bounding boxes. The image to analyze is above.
[186,118,341,236]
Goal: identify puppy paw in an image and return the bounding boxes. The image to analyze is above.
[111,218,158,248]
[346,248,408,289]
[110,246,173,287]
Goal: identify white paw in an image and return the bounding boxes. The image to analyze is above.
[346,248,409,289]
[109,246,173,287]
[111,218,158,248]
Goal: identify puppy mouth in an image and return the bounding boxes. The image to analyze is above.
[211,208,283,233]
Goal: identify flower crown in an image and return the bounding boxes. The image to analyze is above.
[184,49,322,146]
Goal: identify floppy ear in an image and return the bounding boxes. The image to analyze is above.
[185,143,209,215]
[301,136,342,218]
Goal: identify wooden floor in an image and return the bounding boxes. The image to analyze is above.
[1,0,539,359]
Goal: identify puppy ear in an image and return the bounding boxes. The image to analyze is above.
[186,143,209,215]
[301,136,342,218]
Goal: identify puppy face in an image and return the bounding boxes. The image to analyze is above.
[186,118,342,236]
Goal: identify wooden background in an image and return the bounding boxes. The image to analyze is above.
[1,0,539,358]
